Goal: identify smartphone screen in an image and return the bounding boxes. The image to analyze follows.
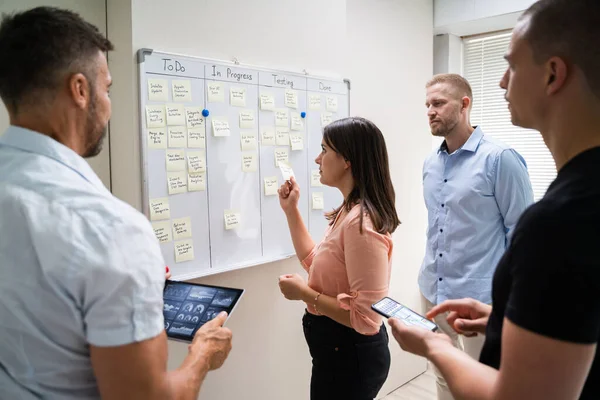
[372,297,438,332]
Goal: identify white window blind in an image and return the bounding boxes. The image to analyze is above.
[463,31,556,201]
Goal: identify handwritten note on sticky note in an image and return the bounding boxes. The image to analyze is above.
[207,81,224,103]
[261,127,276,146]
[187,151,206,173]
[167,171,188,195]
[148,79,168,102]
[148,128,167,149]
[175,239,195,263]
[172,80,192,102]
[285,89,298,109]
[166,104,186,126]
[326,96,338,112]
[311,170,323,186]
[166,150,186,171]
[312,192,324,210]
[152,221,172,243]
[309,95,321,110]
[276,128,290,146]
[241,153,258,172]
[185,107,205,129]
[188,172,206,191]
[275,109,289,127]
[149,197,171,221]
[239,110,255,129]
[224,210,241,230]
[168,126,187,148]
[274,148,289,167]
[212,118,230,137]
[241,132,257,151]
[291,112,304,131]
[172,216,192,240]
[321,112,333,127]
[230,87,246,107]
[278,160,295,181]
[290,134,304,151]
[264,176,278,196]
[260,93,275,111]
[188,128,205,148]
[146,105,166,128]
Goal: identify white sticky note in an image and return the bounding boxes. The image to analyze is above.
[239,110,255,129]
[261,127,276,146]
[207,81,224,103]
[276,128,290,146]
[166,104,186,126]
[172,80,192,102]
[285,89,298,109]
[275,109,289,127]
[148,79,168,102]
[224,210,241,230]
[241,132,257,151]
[167,171,188,195]
[187,151,206,173]
[312,192,324,210]
[148,128,167,149]
[149,197,171,221]
[278,160,295,181]
[321,112,333,127]
[172,217,192,240]
[152,221,172,243]
[168,126,187,148]
[175,239,195,263]
[311,170,323,186]
[241,153,258,172]
[166,150,186,171]
[260,93,275,111]
[291,112,304,131]
[212,118,230,137]
[264,176,278,196]
[146,105,166,128]
[188,172,206,191]
[187,128,205,149]
[326,96,338,112]
[185,107,205,129]
[274,148,289,167]
[309,95,321,110]
[230,87,246,107]
[290,134,304,151]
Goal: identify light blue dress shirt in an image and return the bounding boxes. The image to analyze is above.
[0,126,166,399]
[418,127,534,305]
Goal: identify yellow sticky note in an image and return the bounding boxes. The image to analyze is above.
[168,126,187,148]
[146,105,166,128]
[276,128,290,146]
[290,112,304,131]
[185,107,205,129]
[207,81,224,103]
[187,151,206,173]
[224,210,241,230]
[241,132,257,151]
[172,80,192,102]
[167,171,188,195]
[326,96,338,112]
[172,216,192,240]
[152,221,172,243]
[278,160,295,181]
[148,128,167,149]
[230,87,246,107]
[261,127,276,146]
[188,172,206,191]
[321,112,333,127]
[285,89,298,109]
[166,104,186,126]
[260,93,275,111]
[166,150,186,171]
[312,192,324,210]
[241,153,257,172]
[175,239,195,263]
[149,197,171,221]
[274,148,289,167]
[275,109,289,127]
[212,118,230,137]
[148,79,168,102]
[264,176,278,196]
[187,128,205,148]
[311,170,323,186]
[239,110,255,129]
[290,134,304,151]
[309,95,321,110]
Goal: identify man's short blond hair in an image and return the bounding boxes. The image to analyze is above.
[426,74,473,104]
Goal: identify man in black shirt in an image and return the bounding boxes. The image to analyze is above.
[389,0,600,399]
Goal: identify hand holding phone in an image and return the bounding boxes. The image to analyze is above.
[372,297,438,332]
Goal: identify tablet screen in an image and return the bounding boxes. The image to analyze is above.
[163,280,244,342]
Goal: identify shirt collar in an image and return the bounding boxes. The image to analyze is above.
[438,126,484,154]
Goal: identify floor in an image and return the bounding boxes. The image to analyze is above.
[383,368,436,400]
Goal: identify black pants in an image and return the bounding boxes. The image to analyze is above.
[302,312,391,400]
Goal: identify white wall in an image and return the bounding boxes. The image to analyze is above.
[107,0,433,398]
[0,0,111,189]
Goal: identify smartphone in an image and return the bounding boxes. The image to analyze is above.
[372,296,438,332]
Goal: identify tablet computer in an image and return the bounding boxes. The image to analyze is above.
[163,280,244,342]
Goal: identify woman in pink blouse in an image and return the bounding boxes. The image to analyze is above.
[277,117,400,400]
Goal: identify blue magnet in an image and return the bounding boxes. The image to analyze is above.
[202,109,210,117]
[300,111,306,118]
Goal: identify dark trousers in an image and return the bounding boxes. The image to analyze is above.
[302,312,391,400]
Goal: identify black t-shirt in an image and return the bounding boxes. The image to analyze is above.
[480,146,600,399]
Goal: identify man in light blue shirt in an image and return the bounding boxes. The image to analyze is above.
[0,7,232,399]
[418,74,533,400]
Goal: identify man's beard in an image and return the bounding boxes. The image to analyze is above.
[82,93,107,159]
[430,118,459,137]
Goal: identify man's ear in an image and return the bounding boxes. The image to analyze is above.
[68,73,91,110]
[462,96,472,112]
[545,56,568,96]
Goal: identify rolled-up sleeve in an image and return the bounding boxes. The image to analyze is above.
[301,246,317,273]
[338,217,392,335]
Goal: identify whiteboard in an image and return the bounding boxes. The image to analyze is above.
[137,49,348,280]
